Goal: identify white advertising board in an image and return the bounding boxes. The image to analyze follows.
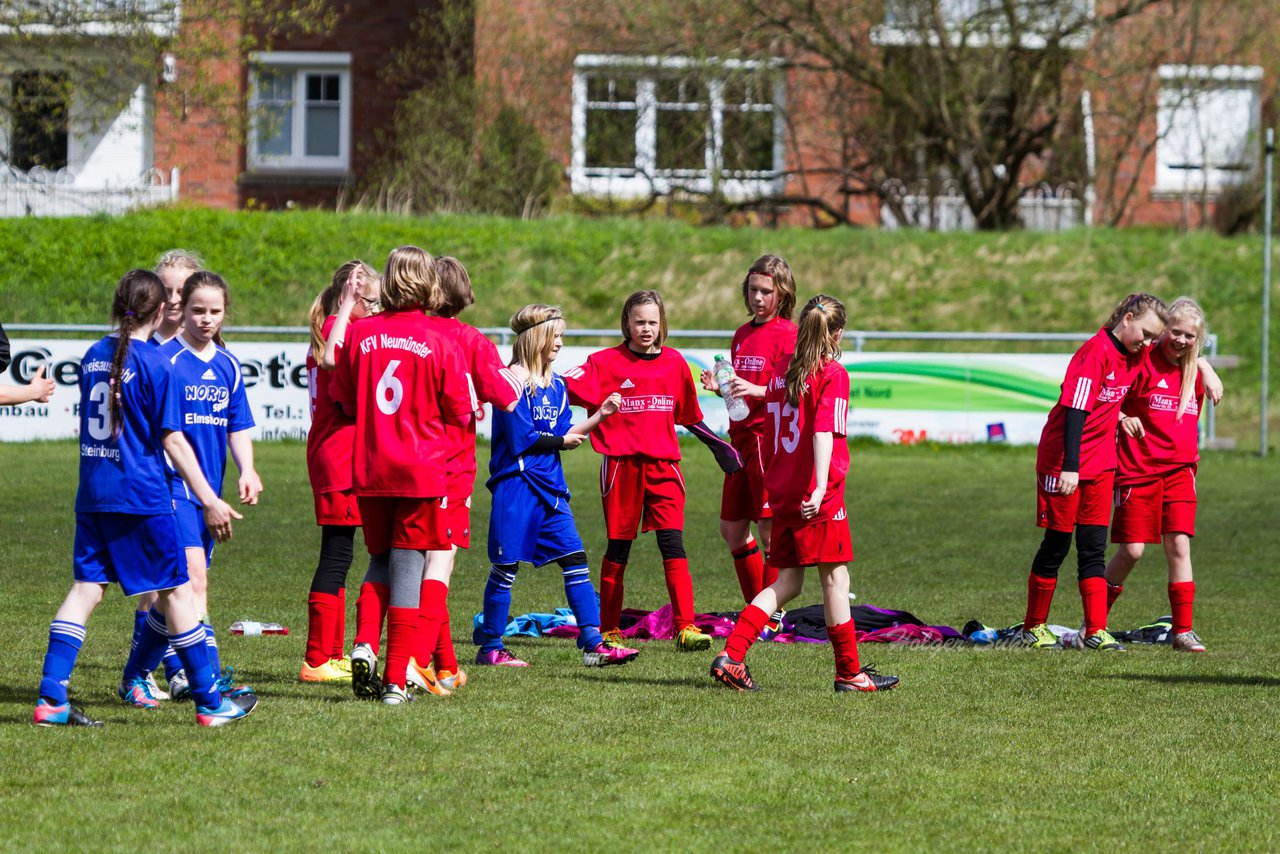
[0,338,1070,445]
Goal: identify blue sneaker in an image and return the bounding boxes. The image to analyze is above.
[196,693,258,727]
[215,667,255,699]
[117,675,161,709]
[33,698,104,727]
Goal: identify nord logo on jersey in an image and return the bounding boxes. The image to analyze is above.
[620,394,674,413]
[185,385,230,407]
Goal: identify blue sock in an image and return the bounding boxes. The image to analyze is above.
[202,622,222,676]
[122,609,170,682]
[479,565,517,653]
[130,610,147,655]
[170,625,220,708]
[163,646,183,680]
[563,564,603,650]
[39,620,86,704]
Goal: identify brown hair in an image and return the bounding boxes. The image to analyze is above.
[435,256,476,318]
[180,270,232,348]
[785,294,846,408]
[620,289,668,348]
[742,254,797,321]
[381,245,440,312]
[1164,296,1208,420]
[308,259,378,362]
[109,270,166,437]
[1105,292,1169,330]
[510,304,566,394]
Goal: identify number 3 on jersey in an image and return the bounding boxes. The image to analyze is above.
[767,401,800,454]
[86,380,113,440]
[377,360,404,415]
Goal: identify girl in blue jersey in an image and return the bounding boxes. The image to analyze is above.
[478,304,640,667]
[33,269,255,727]
[155,271,261,699]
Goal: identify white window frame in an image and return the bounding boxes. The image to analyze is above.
[248,52,351,173]
[1155,64,1262,195]
[571,54,785,200]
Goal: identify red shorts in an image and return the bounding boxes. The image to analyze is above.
[314,489,361,527]
[1111,467,1197,544]
[357,496,450,554]
[1037,470,1114,531]
[445,495,472,549]
[767,514,854,568]
[600,456,686,540]
[720,432,771,523]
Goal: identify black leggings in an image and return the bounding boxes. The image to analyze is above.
[604,530,686,563]
[310,525,356,595]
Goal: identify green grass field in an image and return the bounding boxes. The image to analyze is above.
[1,439,1277,851]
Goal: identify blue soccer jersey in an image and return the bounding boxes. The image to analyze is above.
[158,338,255,504]
[487,374,574,505]
[75,335,183,515]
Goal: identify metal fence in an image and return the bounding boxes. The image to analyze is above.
[0,167,179,218]
[6,323,1221,443]
[880,180,1083,232]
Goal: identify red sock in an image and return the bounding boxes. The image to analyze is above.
[413,579,434,665]
[433,607,458,673]
[416,579,449,669]
[1168,581,1196,635]
[1023,573,1057,629]
[731,539,765,603]
[762,559,778,590]
[305,592,337,667]
[827,618,862,680]
[384,606,417,689]
[354,581,389,653]
[662,557,696,630]
[1105,582,1124,618]
[333,587,348,659]
[599,558,627,633]
[724,604,769,662]
[1079,576,1108,635]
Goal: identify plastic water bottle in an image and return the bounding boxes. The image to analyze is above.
[714,355,749,422]
[229,620,289,636]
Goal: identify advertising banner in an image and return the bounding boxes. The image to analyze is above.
[0,338,1069,445]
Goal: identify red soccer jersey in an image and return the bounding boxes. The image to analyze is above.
[1117,347,1203,485]
[434,316,523,500]
[306,315,356,494]
[330,308,476,498]
[563,344,702,460]
[1036,328,1143,479]
[729,316,798,439]
[762,357,851,526]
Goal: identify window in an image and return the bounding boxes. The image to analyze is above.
[572,55,783,199]
[10,70,69,171]
[1155,65,1262,194]
[248,52,350,172]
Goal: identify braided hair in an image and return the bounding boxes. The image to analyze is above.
[108,270,165,437]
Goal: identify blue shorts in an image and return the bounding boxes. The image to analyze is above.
[73,512,189,597]
[488,479,584,567]
[175,497,216,566]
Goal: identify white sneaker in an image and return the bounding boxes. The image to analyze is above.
[380,683,414,705]
[166,668,190,701]
[350,643,380,700]
[144,671,170,701]
[1171,630,1206,652]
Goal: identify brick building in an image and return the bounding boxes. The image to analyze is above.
[2,0,1274,228]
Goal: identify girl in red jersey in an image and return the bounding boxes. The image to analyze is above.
[300,260,380,683]
[332,246,476,704]
[1105,297,1221,652]
[711,295,898,693]
[699,255,798,611]
[1016,293,1168,652]
[564,290,742,651]
[406,256,521,693]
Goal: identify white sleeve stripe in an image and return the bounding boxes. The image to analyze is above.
[465,373,479,410]
[499,369,523,396]
[1071,377,1092,410]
